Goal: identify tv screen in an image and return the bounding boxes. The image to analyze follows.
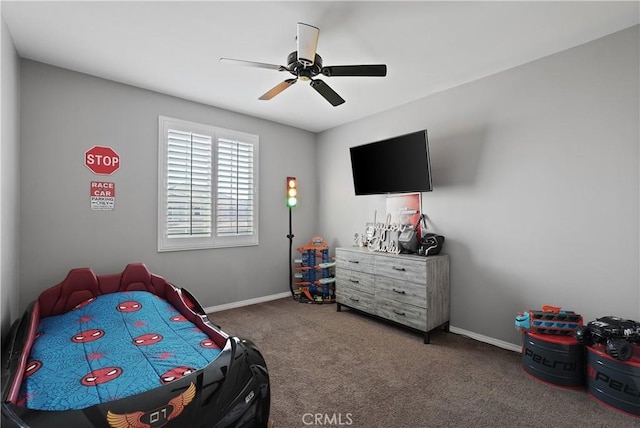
[349,130,433,195]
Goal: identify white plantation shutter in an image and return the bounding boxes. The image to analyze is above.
[166,130,212,238]
[158,117,258,251]
[216,138,255,236]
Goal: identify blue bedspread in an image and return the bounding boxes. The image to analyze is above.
[19,291,222,411]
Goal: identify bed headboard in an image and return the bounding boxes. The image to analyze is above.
[37,263,171,318]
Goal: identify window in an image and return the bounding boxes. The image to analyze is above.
[158,116,259,251]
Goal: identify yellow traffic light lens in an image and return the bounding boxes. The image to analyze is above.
[288,188,297,197]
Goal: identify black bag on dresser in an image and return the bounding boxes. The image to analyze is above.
[420,233,445,256]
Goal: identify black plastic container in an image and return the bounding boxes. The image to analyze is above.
[521,332,585,388]
[586,344,640,417]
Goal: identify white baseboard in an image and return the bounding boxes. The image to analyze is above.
[204,291,292,314]
[449,326,522,353]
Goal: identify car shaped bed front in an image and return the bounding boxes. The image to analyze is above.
[1,263,270,427]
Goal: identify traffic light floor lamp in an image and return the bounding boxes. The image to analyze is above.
[286,177,298,298]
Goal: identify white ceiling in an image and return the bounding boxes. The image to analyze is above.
[3,1,639,133]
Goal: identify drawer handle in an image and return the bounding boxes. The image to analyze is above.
[392,266,406,271]
[349,279,360,284]
[349,297,360,302]
[348,260,360,264]
[392,288,406,294]
[393,310,406,316]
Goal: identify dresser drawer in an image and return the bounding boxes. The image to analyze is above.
[375,277,427,309]
[375,296,427,331]
[335,249,375,272]
[336,287,375,313]
[336,270,374,294]
[374,255,426,283]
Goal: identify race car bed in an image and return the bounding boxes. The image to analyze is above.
[1,263,270,427]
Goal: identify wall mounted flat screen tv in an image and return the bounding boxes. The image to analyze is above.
[349,129,433,195]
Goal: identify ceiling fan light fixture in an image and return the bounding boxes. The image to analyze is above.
[297,22,319,66]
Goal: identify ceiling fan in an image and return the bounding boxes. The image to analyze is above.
[220,22,387,106]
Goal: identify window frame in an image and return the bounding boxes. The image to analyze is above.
[157,116,259,252]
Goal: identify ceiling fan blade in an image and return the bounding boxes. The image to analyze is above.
[310,79,345,106]
[220,57,287,71]
[321,64,387,77]
[297,22,319,66]
[259,79,297,100]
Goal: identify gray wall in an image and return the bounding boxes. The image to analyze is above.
[1,15,21,339]
[317,25,639,348]
[9,23,640,351]
[19,60,317,312]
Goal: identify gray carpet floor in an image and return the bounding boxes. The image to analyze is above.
[209,297,639,428]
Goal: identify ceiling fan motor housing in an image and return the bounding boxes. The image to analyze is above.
[287,51,322,80]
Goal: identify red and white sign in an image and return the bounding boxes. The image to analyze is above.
[85,146,120,175]
[90,181,115,210]
[90,181,115,197]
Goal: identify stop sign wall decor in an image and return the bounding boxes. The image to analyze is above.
[85,146,120,175]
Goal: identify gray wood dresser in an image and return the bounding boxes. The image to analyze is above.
[335,246,450,343]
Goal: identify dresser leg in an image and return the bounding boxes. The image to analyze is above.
[337,303,342,312]
[423,332,430,344]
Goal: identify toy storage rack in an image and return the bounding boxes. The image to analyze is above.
[294,236,336,304]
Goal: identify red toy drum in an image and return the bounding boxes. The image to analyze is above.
[521,332,585,388]
[586,344,640,417]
